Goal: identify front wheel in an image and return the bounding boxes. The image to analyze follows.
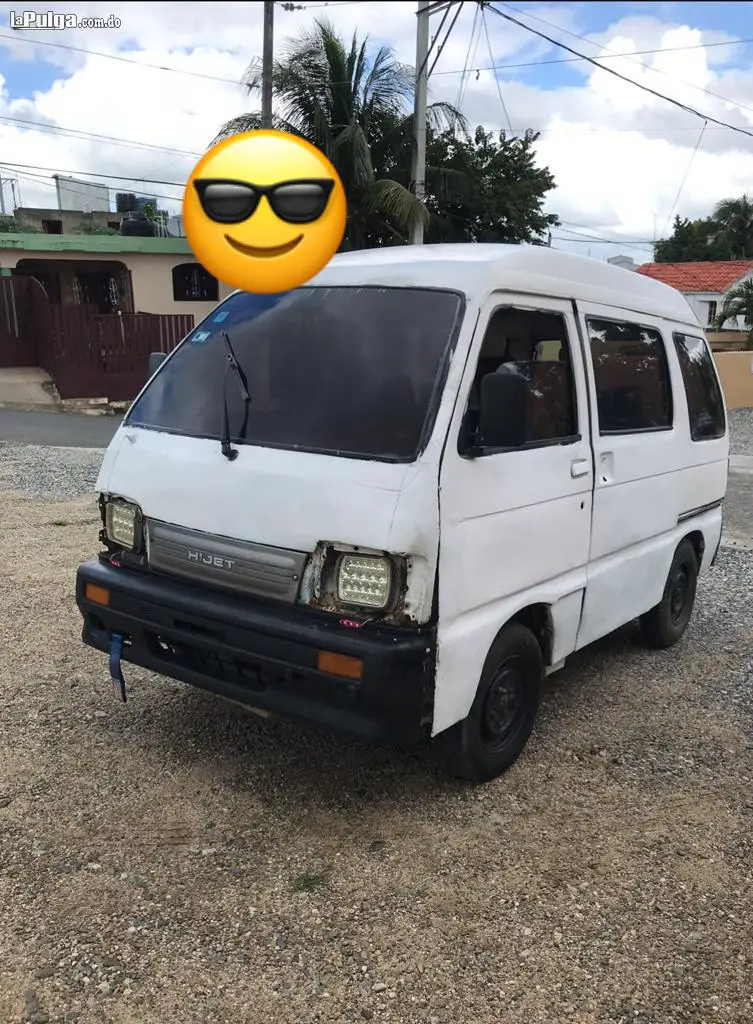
[640,539,699,650]
[436,623,543,783]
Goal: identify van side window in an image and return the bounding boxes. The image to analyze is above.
[460,307,578,451]
[672,332,726,441]
[586,317,672,433]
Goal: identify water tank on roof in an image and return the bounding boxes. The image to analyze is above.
[116,192,138,213]
[119,212,156,237]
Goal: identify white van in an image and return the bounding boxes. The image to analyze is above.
[76,244,729,782]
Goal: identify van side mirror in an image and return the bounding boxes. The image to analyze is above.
[148,351,168,378]
[476,371,528,450]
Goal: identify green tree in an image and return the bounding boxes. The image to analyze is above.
[655,195,753,263]
[420,126,559,244]
[654,215,728,263]
[213,18,464,249]
[711,193,753,259]
[713,278,753,348]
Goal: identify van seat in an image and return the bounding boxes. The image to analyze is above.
[530,362,571,440]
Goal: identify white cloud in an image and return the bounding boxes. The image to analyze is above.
[0,0,751,264]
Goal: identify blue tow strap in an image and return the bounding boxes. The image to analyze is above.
[109,632,127,703]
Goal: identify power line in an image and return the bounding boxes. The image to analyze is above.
[496,2,753,122]
[428,2,465,79]
[485,5,753,142]
[0,31,245,86]
[431,35,753,77]
[1,24,751,90]
[480,5,513,134]
[4,165,184,207]
[659,120,708,239]
[560,220,655,245]
[552,232,653,252]
[455,4,482,111]
[0,113,201,158]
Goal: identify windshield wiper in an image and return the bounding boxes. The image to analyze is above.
[220,331,252,461]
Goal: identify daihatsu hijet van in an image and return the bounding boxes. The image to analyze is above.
[75,244,729,782]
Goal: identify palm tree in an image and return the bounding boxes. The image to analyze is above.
[711,194,753,259]
[213,19,466,249]
[714,278,753,348]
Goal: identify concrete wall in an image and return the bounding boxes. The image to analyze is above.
[13,208,124,234]
[713,350,753,410]
[128,252,233,319]
[685,292,721,329]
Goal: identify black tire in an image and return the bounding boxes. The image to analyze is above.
[436,623,543,783]
[640,539,698,650]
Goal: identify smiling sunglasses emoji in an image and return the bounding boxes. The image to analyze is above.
[183,130,347,294]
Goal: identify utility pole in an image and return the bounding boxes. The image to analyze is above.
[261,0,275,129]
[410,0,431,245]
[0,178,6,215]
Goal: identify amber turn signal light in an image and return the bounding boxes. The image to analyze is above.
[84,583,110,606]
[317,650,363,681]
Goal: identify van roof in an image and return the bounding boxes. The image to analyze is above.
[307,243,697,325]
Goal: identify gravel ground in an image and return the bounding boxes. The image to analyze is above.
[727,408,753,456]
[0,432,752,1024]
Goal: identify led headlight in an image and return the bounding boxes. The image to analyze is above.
[105,500,140,550]
[336,554,393,610]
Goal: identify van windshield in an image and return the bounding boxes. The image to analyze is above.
[126,285,463,462]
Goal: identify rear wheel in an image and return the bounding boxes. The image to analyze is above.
[640,539,698,650]
[437,623,543,783]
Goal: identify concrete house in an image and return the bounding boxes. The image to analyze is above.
[0,232,231,320]
[635,260,753,344]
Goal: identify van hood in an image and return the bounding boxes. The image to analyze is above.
[97,425,416,554]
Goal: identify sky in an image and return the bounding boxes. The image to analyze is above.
[1,0,753,265]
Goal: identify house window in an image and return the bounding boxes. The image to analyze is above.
[586,317,673,433]
[707,300,717,327]
[42,219,63,234]
[172,263,219,302]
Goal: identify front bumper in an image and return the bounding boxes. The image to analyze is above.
[76,559,435,745]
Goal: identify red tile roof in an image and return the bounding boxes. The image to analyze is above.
[636,260,753,293]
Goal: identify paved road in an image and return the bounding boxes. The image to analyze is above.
[0,409,122,448]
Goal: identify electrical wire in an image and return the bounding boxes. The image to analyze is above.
[1,25,750,90]
[485,4,753,142]
[430,36,753,77]
[4,165,184,207]
[480,4,513,134]
[0,114,201,159]
[416,2,452,83]
[496,2,753,123]
[428,2,465,79]
[455,4,481,111]
[659,119,708,239]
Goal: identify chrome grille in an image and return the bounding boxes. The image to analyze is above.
[146,520,307,603]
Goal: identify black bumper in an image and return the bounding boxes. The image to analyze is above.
[76,559,435,745]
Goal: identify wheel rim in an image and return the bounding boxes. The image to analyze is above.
[480,657,526,752]
[669,565,690,626]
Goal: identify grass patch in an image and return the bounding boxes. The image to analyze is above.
[291,869,330,893]
[51,520,70,527]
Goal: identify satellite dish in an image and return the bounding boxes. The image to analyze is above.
[166,215,185,237]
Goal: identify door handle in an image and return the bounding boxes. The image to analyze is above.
[571,459,590,478]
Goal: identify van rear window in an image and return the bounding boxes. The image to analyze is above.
[127,286,464,462]
[672,332,726,441]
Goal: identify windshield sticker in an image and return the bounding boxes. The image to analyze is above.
[212,311,229,323]
[190,330,212,344]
